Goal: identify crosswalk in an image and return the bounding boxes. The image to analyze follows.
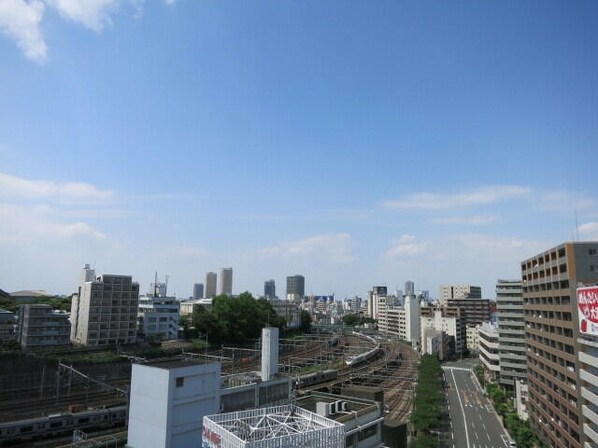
[442,366,472,372]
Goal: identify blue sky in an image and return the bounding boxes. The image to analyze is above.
[1,1,597,299]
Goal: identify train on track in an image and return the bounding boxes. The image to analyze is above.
[0,404,127,446]
[294,369,338,388]
[345,332,381,366]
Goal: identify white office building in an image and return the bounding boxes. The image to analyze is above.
[138,295,180,341]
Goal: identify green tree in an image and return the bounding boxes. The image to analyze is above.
[411,355,443,440]
[300,309,312,332]
[191,293,284,344]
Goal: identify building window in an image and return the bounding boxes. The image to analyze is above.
[176,377,184,388]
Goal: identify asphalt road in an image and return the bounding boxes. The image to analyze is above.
[443,364,511,448]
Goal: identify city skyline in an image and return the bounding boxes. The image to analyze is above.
[1,2,597,299]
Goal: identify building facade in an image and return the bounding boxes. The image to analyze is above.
[420,306,466,356]
[205,272,217,299]
[264,279,276,300]
[478,322,500,382]
[16,304,70,349]
[71,269,140,346]
[0,309,15,343]
[192,283,204,300]
[577,286,598,448]
[286,275,305,301]
[496,279,527,389]
[438,284,482,306]
[137,296,180,341]
[219,268,233,296]
[446,298,491,327]
[522,242,598,448]
[377,295,420,344]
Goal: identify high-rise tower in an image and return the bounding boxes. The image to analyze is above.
[219,268,233,296]
[286,275,305,301]
[205,272,217,299]
[264,279,276,299]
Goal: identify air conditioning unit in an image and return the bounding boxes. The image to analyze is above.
[316,402,329,417]
[328,402,337,415]
[340,401,348,412]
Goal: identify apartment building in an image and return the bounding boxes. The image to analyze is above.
[16,304,70,349]
[71,267,140,346]
[438,284,481,306]
[378,295,420,344]
[446,297,491,327]
[577,286,598,448]
[522,242,598,448]
[479,322,500,382]
[420,306,466,356]
[496,279,527,389]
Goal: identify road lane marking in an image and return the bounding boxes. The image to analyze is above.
[451,368,471,448]
[487,433,491,441]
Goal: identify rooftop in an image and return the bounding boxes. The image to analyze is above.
[204,404,343,444]
[140,357,213,370]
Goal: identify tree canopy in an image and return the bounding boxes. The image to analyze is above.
[411,355,443,447]
[191,292,285,344]
[341,313,376,327]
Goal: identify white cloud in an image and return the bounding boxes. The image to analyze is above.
[0,202,107,244]
[385,234,427,259]
[579,222,598,241]
[384,185,530,210]
[0,172,113,202]
[0,0,47,62]
[164,0,176,5]
[45,0,120,32]
[59,222,107,240]
[262,233,354,264]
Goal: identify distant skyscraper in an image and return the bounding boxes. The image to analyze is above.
[205,272,217,298]
[286,275,305,300]
[219,268,233,295]
[264,279,276,299]
[193,283,204,299]
[404,281,415,296]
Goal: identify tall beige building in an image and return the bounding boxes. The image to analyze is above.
[205,272,217,298]
[522,242,598,448]
[219,267,233,296]
[70,266,140,346]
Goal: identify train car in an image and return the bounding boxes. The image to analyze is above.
[345,332,380,366]
[0,404,127,446]
[294,369,338,388]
